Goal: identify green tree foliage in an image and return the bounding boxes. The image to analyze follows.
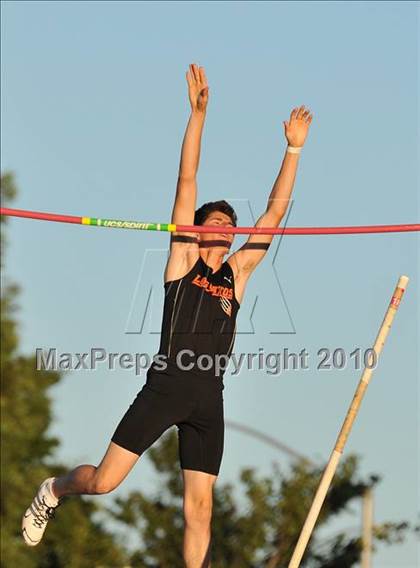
[1,172,129,567]
[110,429,409,568]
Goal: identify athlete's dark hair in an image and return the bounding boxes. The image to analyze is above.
[194,200,237,227]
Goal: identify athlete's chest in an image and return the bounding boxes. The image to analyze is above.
[164,258,239,322]
[191,270,233,316]
[191,272,233,298]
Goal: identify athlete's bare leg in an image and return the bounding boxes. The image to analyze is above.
[182,469,217,568]
[52,441,140,498]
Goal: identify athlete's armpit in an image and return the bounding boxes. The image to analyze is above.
[164,235,200,283]
[228,240,272,275]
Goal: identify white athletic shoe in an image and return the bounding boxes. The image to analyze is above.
[22,477,60,546]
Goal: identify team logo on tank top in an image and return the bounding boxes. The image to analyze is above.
[191,273,233,317]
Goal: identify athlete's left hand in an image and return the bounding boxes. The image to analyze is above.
[283,106,313,147]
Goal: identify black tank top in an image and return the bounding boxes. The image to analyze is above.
[149,256,240,380]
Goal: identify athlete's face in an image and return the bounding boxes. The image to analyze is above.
[199,211,235,252]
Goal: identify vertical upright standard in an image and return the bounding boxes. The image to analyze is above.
[361,487,374,568]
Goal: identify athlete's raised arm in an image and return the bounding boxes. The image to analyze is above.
[165,63,209,282]
[228,106,313,301]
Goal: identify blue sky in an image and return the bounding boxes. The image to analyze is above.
[1,1,418,565]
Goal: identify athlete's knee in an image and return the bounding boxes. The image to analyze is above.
[184,495,213,528]
[88,471,120,495]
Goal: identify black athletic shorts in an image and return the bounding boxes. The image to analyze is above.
[111,372,225,476]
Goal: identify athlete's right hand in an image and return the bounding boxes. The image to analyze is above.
[186,63,209,113]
